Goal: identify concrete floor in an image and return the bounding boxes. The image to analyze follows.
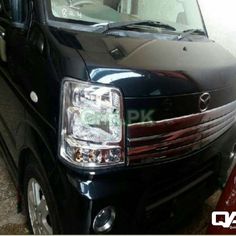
[0,154,220,234]
[0,157,28,234]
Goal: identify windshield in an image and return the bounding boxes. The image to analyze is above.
[49,0,204,32]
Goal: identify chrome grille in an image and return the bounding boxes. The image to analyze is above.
[128,101,236,165]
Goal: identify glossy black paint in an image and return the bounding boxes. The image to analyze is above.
[0,0,236,234]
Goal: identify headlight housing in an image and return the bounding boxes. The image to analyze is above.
[59,79,125,168]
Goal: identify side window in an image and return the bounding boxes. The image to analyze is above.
[11,0,28,23]
[19,0,28,23]
[1,0,28,22]
[1,0,12,18]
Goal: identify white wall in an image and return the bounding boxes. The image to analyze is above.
[199,0,236,57]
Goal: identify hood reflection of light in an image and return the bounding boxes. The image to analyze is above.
[90,69,143,84]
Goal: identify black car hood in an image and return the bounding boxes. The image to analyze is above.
[51,28,236,98]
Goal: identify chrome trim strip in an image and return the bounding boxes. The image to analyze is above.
[128,115,236,155]
[128,100,236,129]
[129,119,235,162]
[127,100,236,164]
[128,109,236,144]
[129,119,235,161]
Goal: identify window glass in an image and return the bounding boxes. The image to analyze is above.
[2,0,11,17]
[1,0,27,22]
[49,0,204,31]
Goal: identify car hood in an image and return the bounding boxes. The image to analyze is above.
[51,28,236,97]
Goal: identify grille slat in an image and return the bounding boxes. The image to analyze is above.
[128,101,236,165]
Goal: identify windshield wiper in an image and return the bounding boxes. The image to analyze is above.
[177,29,207,40]
[94,20,176,33]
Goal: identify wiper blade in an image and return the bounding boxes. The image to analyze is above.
[94,20,176,33]
[177,29,207,40]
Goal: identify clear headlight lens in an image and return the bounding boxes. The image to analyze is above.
[60,79,125,168]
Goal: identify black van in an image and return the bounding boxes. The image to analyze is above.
[0,0,236,234]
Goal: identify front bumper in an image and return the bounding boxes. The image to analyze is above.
[59,124,236,234]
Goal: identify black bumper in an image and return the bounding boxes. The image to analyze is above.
[58,125,236,234]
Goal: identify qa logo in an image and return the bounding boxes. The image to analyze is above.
[212,211,236,229]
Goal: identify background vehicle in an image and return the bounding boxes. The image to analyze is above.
[0,0,236,234]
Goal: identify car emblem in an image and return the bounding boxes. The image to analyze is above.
[199,93,211,112]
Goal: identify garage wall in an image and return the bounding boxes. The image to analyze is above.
[199,0,236,57]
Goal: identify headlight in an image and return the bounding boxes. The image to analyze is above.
[59,79,125,168]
